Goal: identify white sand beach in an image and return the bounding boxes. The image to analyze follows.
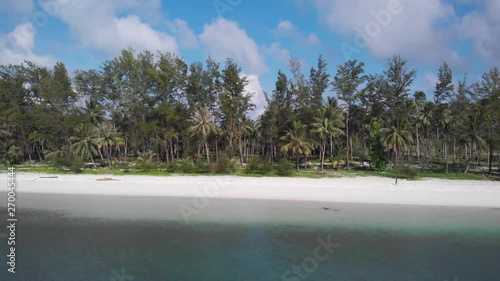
[1,172,500,208]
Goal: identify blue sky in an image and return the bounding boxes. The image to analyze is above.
[1,0,499,116]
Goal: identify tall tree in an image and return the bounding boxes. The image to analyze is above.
[332,60,366,169]
[434,62,455,173]
[189,108,219,163]
[311,104,344,170]
[380,125,414,168]
[280,121,313,172]
[219,58,255,163]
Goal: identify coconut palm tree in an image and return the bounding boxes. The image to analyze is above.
[81,99,105,126]
[418,102,433,171]
[189,108,220,163]
[311,106,344,170]
[462,110,487,173]
[0,126,11,148]
[69,124,99,167]
[95,122,125,165]
[280,121,313,172]
[380,125,414,168]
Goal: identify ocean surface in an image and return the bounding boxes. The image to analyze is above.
[0,193,500,281]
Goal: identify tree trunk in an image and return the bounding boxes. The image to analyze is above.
[205,138,210,164]
[98,148,104,161]
[170,140,174,161]
[215,136,219,163]
[90,154,97,168]
[269,137,273,164]
[346,111,350,169]
[445,141,449,174]
[37,143,43,161]
[488,137,493,175]
[453,141,456,166]
[416,125,420,161]
[497,150,499,172]
[125,137,128,157]
[238,124,244,164]
[320,142,325,171]
[296,153,300,172]
[107,145,112,166]
[330,135,333,157]
[165,141,169,164]
[464,143,471,173]
[395,149,398,168]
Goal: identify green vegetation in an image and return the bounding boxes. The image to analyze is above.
[0,49,498,181]
[276,158,294,176]
[246,156,272,175]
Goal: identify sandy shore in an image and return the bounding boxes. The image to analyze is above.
[0,172,499,208]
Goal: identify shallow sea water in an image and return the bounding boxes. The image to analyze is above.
[0,193,499,281]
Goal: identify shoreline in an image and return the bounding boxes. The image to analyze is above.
[0,172,499,208]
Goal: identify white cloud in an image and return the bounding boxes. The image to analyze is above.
[305,0,459,62]
[199,18,267,74]
[0,0,33,15]
[277,20,294,31]
[424,72,438,93]
[46,0,179,56]
[273,19,321,46]
[262,42,291,66]
[242,72,266,119]
[167,19,198,48]
[306,33,320,45]
[458,0,500,66]
[0,23,56,66]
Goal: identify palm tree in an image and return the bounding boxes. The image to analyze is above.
[81,99,105,126]
[189,108,220,163]
[280,121,313,172]
[241,118,256,163]
[311,106,344,170]
[439,107,452,173]
[69,124,99,167]
[462,110,487,173]
[380,125,414,168]
[95,122,125,165]
[418,102,433,171]
[412,91,426,161]
[0,126,11,148]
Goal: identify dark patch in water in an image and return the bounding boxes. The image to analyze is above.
[322,207,340,212]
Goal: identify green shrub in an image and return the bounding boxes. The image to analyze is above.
[276,158,293,176]
[214,156,235,174]
[167,158,196,173]
[69,157,85,173]
[46,150,71,168]
[246,156,272,174]
[398,165,418,179]
[195,159,214,173]
[137,161,157,171]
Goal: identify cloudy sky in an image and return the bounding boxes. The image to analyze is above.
[1,0,499,116]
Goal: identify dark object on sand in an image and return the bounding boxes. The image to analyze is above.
[96,178,118,181]
[40,176,58,179]
[322,207,340,212]
[395,177,398,185]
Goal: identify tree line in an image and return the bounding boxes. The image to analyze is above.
[1,48,499,174]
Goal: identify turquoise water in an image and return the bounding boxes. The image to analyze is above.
[1,194,500,281]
